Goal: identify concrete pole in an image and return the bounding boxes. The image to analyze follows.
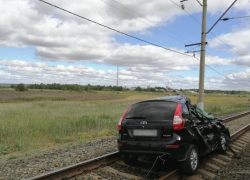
[198,0,207,110]
[117,66,119,86]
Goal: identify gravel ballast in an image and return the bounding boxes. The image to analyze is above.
[0,112,249,180]
[215,134,250,180]
[0,138,117,180]
[224,115,250,134]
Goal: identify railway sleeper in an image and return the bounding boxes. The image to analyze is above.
[99,166,143,180]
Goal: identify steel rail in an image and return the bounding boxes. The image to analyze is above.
[231,123,250,140]
[222,111,250,123]
[26,151,119,180]
[27,111,250,180]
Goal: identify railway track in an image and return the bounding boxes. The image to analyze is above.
[27,111,250,180]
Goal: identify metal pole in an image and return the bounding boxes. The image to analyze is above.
[198,0,207,110]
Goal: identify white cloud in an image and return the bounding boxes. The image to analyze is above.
[0,0,250,91]
[230,56,250,67]
[209,26,250,57]
[206,68,250,90]
[0,59,199,88]
[1,59,250,90]
[1,0,246,62]
[98,44,235,72]
[98,44,198,71]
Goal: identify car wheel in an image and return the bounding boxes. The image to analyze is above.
[219,133,227,154]
[121,154,138,165]
[179,144,199,175]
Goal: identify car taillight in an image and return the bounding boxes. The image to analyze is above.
[118,106,131,130]
[173,103,185,130]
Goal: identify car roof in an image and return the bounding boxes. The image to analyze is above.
[135,95,188,104]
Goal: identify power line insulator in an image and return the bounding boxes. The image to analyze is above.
[221,18,229,21]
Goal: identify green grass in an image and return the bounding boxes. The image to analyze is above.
[0,101,130,155]
[0,90,249,156]
[14,97,67,102]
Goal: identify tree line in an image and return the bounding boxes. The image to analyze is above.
[9,83,250,94]
[11,83,167,92]
[186,88,249,95]
[27,83,127,92]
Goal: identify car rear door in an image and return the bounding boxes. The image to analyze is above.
[121,101,178,141]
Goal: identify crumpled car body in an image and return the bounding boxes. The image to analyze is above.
[117,95,230,174]
[190,104,230,153]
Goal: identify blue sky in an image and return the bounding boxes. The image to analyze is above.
[0,0,250,90]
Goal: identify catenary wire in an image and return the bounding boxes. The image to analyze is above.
[107,0,244,79]
[196,0,203,6]
[186,44,201,53]
[109,0,193,43]
[100,0,186,44]
[169,0,201,24]
[193,56,250,86]
[170,0,250,86]
[39,0,250,87]
[206,0,238,34]
[169,0,249,60]
[38,0,192,57]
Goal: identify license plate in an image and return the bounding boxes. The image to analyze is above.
[133,129,157,137]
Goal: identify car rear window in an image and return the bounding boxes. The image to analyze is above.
[125,101,178,120]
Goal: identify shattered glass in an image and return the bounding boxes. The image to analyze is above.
[195,106,214,120]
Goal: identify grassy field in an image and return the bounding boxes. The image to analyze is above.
[0,89,249,156]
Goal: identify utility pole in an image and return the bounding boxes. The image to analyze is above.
[117,66,119,87]
[198,0,207,110]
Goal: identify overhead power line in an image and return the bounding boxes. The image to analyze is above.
[38,0,192,57]
[109,0,192,43]
[102,0,249,87]
[206,0,238,34]
[196,0,203,6]
[100,0,186,44]
[39,0,249,87]
[186,44,201,53]
[169,0,248,59]
[193,56,250,86]
[169,0,201,24]
[169,0,250,87]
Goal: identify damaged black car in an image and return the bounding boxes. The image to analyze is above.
[117,95,230,174]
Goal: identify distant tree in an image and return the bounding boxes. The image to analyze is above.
[10,84,15,88]
[135,86,142,91]
[15,83,28,91]
[148,88,156,92]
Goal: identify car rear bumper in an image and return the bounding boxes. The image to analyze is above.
[118,140,189,161]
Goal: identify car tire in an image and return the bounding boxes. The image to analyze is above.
[219,133,227,154]
[121,154,138,165]
[179,144,199,175]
